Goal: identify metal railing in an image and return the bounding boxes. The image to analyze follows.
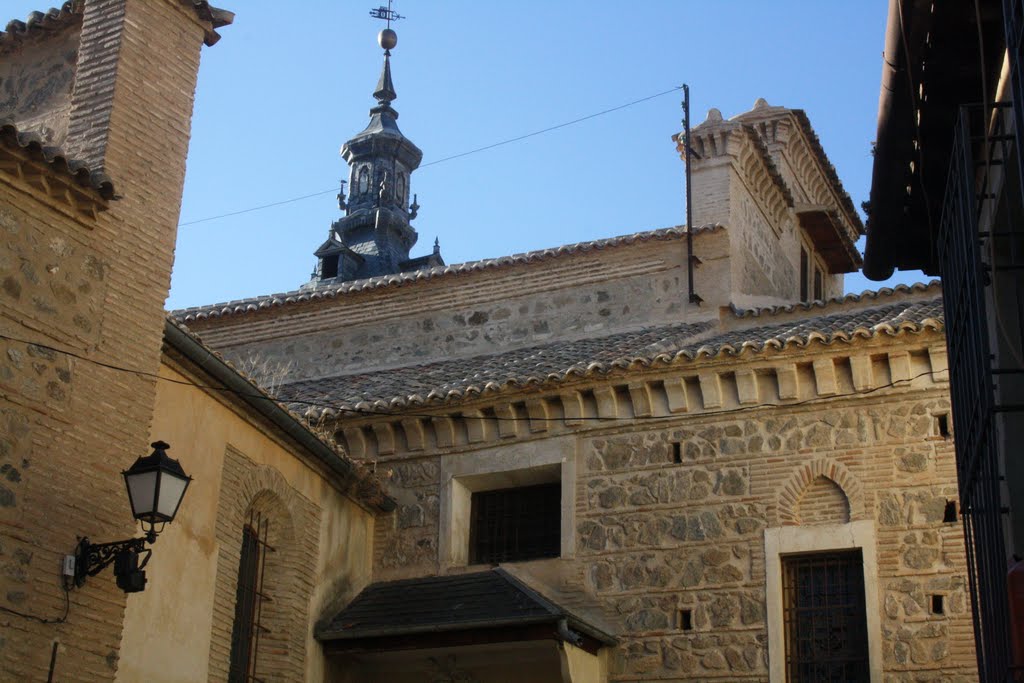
[939,101,1019,681]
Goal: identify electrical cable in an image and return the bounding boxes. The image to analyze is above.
[177,86,682,228]
[0,575,70,625]
[0,331,947,424]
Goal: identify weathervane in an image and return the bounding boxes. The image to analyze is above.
[369,1,404,30]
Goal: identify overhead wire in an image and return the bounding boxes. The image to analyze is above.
[0,331,947,424]
[177,86,683,228]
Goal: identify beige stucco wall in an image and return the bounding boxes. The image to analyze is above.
[116,362,375,683]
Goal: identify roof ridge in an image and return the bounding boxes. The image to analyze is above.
[174,224,724,320]
[728,280,941,320]
[0,1,82,49]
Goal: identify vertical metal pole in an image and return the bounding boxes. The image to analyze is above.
[683,84,700,305]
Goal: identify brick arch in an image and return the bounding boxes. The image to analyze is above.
[777,458,865,526]
[208,448,321,683]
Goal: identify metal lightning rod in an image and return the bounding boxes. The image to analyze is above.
[682,84,702,305]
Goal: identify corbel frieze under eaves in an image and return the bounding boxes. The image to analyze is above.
[0,146,107,223]
[332,335,950,461]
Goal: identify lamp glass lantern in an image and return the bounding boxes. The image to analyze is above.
[123,441,192,534]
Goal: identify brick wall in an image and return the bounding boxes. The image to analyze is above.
[0,1,211,679]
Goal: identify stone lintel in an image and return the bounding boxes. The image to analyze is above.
[812,358,838,396]
[628,382,653,417]
[888,351,912,384]
[401,418,425,451]
[494,403,519,439]
[776,364,799,400]
[561,392,585,426]
[849,355,873,392]
[698,372,723,409]
[735,369,759,405]
[433,416,458,448]
[342,427,367,459]
[525,399,550,433]
[593,387,619,420]
[371,422,396,455]
[663,377,689,413]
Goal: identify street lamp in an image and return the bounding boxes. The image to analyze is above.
[73,441,191,593]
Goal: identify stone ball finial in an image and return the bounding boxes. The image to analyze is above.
[706,108,723,123]
[379,28,397,50]
[753,97,770,109]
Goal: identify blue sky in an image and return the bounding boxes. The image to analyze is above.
[13,1,927,308]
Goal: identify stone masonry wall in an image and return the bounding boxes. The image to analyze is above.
[188,233,734,381]
[0,1,210,680]
[0,20,80,147]
[367,349,976,681]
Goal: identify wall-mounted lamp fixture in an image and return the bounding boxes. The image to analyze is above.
[72,441,191,594]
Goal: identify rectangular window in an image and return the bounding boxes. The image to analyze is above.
[783,550,869,682]
[469,483,560,564]
[321,254,339,279]
[800,249,809,303]
[229,516,272,683]
[813,266,823,301]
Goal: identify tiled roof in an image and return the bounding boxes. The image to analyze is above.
[729,281,941,318]
[279,321,715,414]
[0,122,114,199]
[0,1,81,49]
[317,568,615,644]
[163,317,395,511]
[278,289,944,417]
[174,225,723,322]
[0,2,231,49]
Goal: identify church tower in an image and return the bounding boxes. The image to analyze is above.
[311,12,443,284]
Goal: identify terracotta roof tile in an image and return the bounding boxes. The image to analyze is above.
[729,281,941,318]
[0,121,114,199]
[175,225,724,322]
[0,1,82,49]
[279,290,944,417]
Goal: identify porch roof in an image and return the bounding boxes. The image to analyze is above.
[317,569,616,652]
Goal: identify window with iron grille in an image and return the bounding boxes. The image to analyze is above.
[228,514,273,683]
[782,550,869,682]
[469,483,560,564]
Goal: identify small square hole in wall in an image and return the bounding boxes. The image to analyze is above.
[930,594,945,615]
[678,608,693,631]
[935,413,951,438]
[672,442,682,465]
[943,500,958,524]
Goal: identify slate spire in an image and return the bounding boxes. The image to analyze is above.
[306,6,444,287]
[373,51,397,111]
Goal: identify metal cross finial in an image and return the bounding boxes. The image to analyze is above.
[369,1,404,28]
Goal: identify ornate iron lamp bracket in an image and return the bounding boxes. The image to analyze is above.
[74,535,153,588]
